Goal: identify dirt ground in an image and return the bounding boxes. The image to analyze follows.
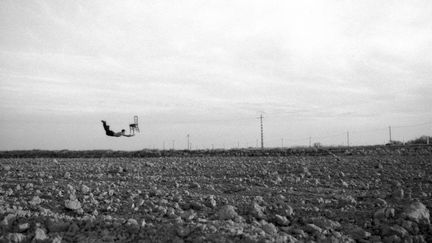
[1,155,431,242]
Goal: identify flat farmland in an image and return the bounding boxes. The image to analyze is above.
[1,155,431,242]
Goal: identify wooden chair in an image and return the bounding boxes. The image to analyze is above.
[129,115,139,134]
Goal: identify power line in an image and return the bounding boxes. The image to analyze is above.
[392,121,432,128]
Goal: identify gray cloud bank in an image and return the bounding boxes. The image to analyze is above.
[1,0,431,150]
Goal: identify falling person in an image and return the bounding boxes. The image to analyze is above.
[101,120,134,137]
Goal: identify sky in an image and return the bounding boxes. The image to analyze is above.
[1,0,431,150]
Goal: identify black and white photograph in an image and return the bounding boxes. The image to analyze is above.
[0,0,431,242]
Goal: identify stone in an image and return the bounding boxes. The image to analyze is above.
[369,236,382,242]
[17,223,30,232]
[176,225,191,237]
[144,162,154,167]
[181,210,196,221]
[272,176,282,185]
[5,233,26,243]
[81,185,90,194]
[206,195,217,208]
[47,219,70,232]
[126,218,140,233]
[284,205,294,217]
[382,225,409,238]
[29,196,42,206]
[304,224,323,235]
[382,235,401,243]
[117,166,125,173]
[341,180,349,188]
[374,207,395,220]
[64,172,71,179]
[284,234,298,243]
[412,235,426,243]
[250,202,265,219]
[300,166,311,177]
[376,198,387,207]
[6,188,14,196]
[262,222,278,235]
[401,220,419,234]
[274,214,290,226]
[392,188,404,200]
[217,205,238,220]
[403,201,430,225]
[347,226,371,240]
[65,199,82,210]
[0,214,16,227]
[78,208,85,215]
[253,196,265,204]
[338,195,357,205]
[52,235,62,243]
[288,228,307,239]
[227,224,244,235]
[34,228,48,241]
[309,217,341,230]
[190,182,201,189]
[189,201,204,210]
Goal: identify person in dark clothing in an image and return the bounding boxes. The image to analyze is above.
[101,120,134,137]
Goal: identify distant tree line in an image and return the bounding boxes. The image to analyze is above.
[406,135,431,145]
[0,143,431,158]
[385,135,431,146]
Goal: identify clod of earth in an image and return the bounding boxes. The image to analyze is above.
[64,199,81,211]
[217,205,238,220]
[403,201,430,225]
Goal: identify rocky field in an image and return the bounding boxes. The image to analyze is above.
[0,155,431,242]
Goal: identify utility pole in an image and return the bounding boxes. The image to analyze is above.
[347,131,350,147]
[187,134,190,150]
[389,126,392,143]
[259,114,264,149]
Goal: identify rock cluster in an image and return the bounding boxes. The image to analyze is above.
[0,155,431,242]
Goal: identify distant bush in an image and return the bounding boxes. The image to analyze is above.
[386,140,404,146]
[406,135,431,145]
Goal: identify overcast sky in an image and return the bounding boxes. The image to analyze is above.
[1,0,431,150]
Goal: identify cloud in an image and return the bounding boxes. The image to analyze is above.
[1,0,431,149]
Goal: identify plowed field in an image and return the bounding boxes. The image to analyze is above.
[1,155,431,242]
